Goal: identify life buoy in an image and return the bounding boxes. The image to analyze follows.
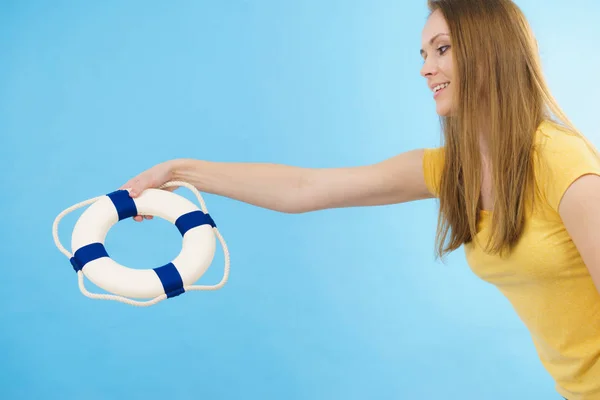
[53,181,230,306]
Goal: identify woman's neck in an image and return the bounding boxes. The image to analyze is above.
[479,133,491,165]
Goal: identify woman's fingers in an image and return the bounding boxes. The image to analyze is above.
[133,215,153,222]
[128,178,146,198]
[120,163,175,222]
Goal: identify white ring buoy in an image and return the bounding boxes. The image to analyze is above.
[52,181,230,306]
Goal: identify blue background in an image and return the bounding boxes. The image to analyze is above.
[1,1,598,399]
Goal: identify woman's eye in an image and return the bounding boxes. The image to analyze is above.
[437,45,450,55]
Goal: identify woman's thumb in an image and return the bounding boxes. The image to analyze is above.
[129,186,141,198]
[124,178,144,198]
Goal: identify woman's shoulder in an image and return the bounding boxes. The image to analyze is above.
[422,146,445,197]
[534,119,591,150]
[533,119,600,211]
[533,119,599,165]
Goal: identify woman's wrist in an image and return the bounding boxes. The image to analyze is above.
[169,158,203,185]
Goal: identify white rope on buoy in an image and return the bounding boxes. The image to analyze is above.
[52,181,230,307]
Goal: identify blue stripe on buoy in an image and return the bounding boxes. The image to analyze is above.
[153,263,185,298]
[175,210,215,236]
[70,242,109,272]
[107,189,138,220]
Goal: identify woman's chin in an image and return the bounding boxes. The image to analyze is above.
[435,101,453,117]
[436,107,451,117]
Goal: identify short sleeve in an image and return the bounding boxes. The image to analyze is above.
[422,147,445,197]
[535,124,600,212]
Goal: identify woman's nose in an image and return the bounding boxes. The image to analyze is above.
[420,57,437,78]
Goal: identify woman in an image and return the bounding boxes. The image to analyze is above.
[121,1,600,398]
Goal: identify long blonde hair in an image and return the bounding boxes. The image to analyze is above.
[427,0,593,258]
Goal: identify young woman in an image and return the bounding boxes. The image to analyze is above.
[121,1,600,398]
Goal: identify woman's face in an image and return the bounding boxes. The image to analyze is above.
[420,9,454,117]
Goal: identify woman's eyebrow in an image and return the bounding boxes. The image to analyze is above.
[420,32,450,57]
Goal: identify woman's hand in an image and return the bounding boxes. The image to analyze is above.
[119,160,178,222]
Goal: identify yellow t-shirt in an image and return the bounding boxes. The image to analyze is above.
[422,120,600,400]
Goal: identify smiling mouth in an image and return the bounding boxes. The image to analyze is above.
[433,82,450,97]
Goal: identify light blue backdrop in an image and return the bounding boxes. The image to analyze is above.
[1,1,598,399]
